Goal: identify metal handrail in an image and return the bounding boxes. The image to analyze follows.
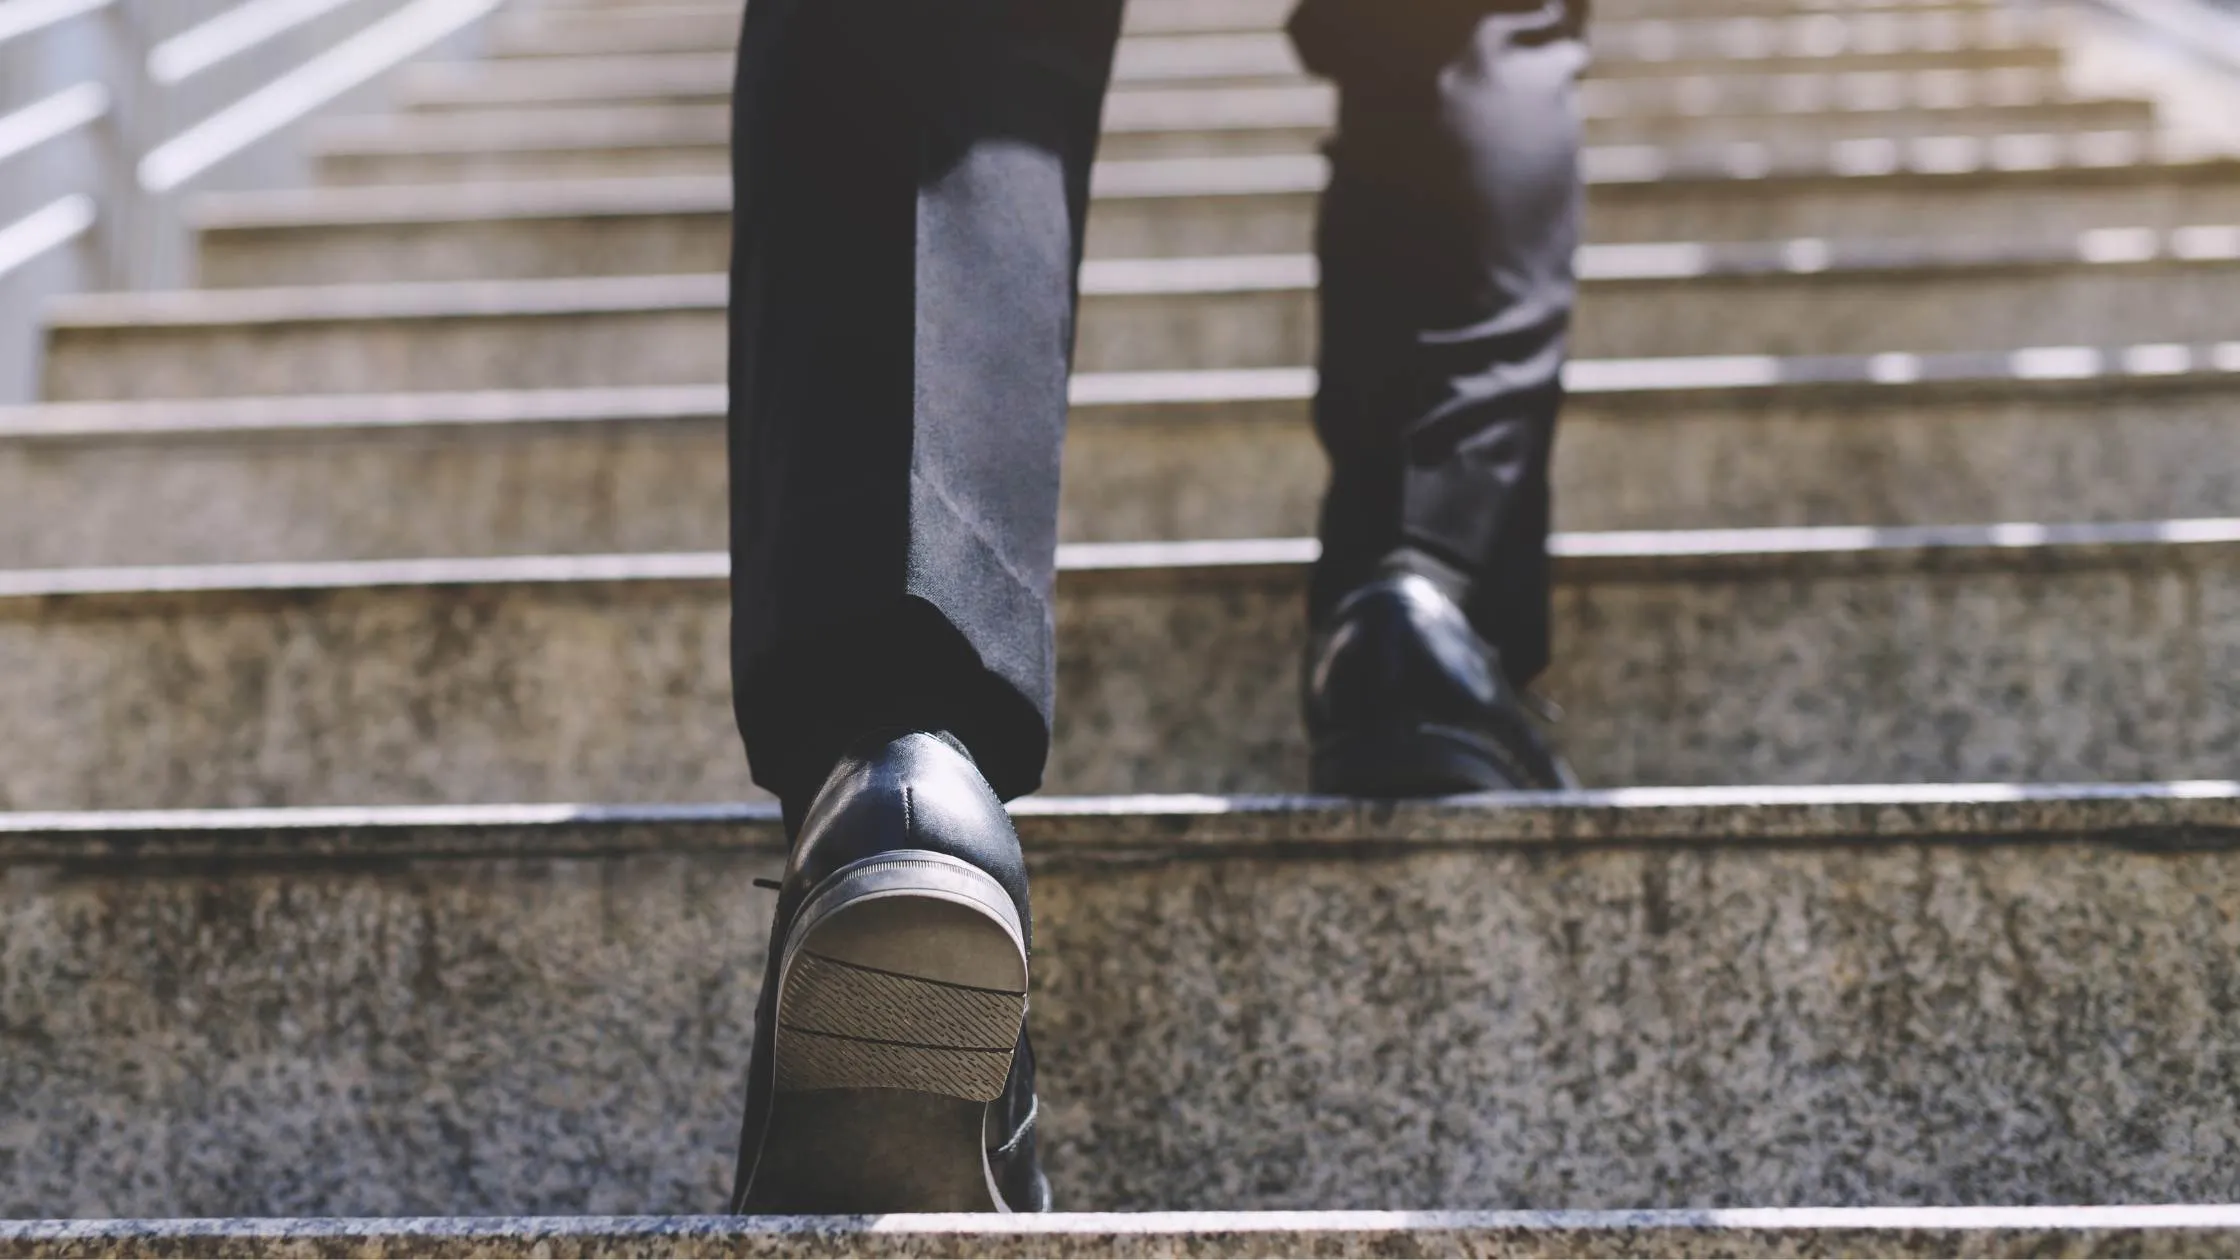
[149,0,361,86]
[142,0,502,193]
[0,196,95,284]
[0,82,107,166]
[0,0,112,52]
[0,0,514,402]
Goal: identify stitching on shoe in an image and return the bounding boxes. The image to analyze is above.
[990,1092,1038,1158]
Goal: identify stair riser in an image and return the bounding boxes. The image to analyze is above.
[56,268,2240,399]
[314,112,2152,186]
[9,382,2240,568]
[6,831,2237,1216]
[394,56,738,112]
[1572,0,2008,15]
[196,216,738,289]
[371,107,2142,167]
[1104,46,2064,89]
[503,0,2009,36]
[1,543,2236,809]
[1155,0,2014,24]
[1087,172,2240,255]
[43,309,728,402]
[1070,266,2240,370]
[398,60,2096,127]
[224,172,2240,291]
[1062,384,2240,540]
[480,25,2059,84]
[363,102,734,140]
[1132,44,2069,83]
[317,145,724,186]
[0,418,734,567]
[1101,106,2157,162]
[519,0,2007,24]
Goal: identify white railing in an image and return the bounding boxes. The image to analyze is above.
[0,0,512,402]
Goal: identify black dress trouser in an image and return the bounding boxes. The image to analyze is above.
[728,0,1589,809]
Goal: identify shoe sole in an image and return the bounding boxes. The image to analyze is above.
[1312,722,1573,796]
[741,851,1028,1214]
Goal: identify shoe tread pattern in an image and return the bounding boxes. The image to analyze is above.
[775,952,1025,1101]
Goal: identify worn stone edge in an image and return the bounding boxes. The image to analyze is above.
[0,783,2235,864]
[7,359,2240,446]
[5,1206,2240,1260]
[5,517,2240,605]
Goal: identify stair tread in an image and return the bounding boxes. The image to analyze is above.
[0,520,2232,803]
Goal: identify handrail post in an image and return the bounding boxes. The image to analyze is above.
[93,0,189,290]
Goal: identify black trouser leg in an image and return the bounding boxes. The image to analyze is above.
[1293,0,1589,686]
[727,1,1124,810]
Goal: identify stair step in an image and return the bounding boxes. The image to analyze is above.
[1591,0,2010,15]
[394,55,2129,153]
[1083,145,2240,255]
[52,233,2240,395]
[3,789,2237,1216]
[1125,0,2019,22]
[474,13,2059,85]
[1100,93,2156,160]
[517,0,2011,22]
[186,206,2240,361]
[192,179,740,288]
[306,94,2159,184]
[12,1208,2240,1257]
[190,159,2214,283]
[1,522,2236,808]
[1075,241,2240,367]
[11,349,2238,568]
[43,273,743,401]
[1128,27,2067,86]
[394,51,740,111]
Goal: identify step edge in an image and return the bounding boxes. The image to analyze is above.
[15,345,2240,444]
[14,354,2240,447]
[3,517,2240,602]
[8,1204,2240,1242]
[1,782,2235,859]
[174,227,2240,289]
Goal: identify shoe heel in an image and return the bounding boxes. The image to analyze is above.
[775,851,1027,1102]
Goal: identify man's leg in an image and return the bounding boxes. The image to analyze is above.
[1293,0,1589,794]
[729,0,1123,815]
[725,0,1122,1213]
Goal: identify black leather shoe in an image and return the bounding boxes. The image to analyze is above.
[731,730,1048,1213]
[1305,574,1577,795]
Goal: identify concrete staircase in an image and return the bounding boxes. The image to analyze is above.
[3,0,2240,1253]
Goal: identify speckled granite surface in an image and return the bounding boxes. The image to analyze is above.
[3,376,2235,568]
[196,209,735,289]
[4,794,2239,1217]
[42,304,729,403]
[9,1208,2240,1259]
[317,144,731,188]
[1,535,2238,808]
[1084,164,2240,258]
[132,253,2233,392]
[1074,264,2240,372]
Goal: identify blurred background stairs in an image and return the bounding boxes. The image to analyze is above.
[4,0,2240,1253]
